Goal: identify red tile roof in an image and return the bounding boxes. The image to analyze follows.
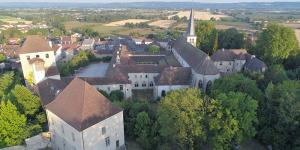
[19,35,53,54]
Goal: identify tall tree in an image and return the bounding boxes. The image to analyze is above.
[255,24,299,64]
[218,28,245,49]
[0,101,28,147]
[264,65,289,85]
[195,21,217,54]
[210,74,263,101]
[158,89,205,149]
[11,85,41,117]
[257,81,300,150]
[0,72,15,100]
[134,111,152,150]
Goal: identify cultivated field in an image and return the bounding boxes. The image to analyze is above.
[149,20,176,28]
[0,16,32,24]
[168,11,229,20]
[105,19,150,26]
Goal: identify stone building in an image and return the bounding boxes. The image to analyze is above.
[45,78,125,150]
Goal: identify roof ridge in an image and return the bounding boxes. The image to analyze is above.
[79,78,86,130]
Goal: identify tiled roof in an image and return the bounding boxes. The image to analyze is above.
[173,36,219,75]
[19,35,53,54]
[46,78,122,131]
[155,67,191,85]
[211,49,249,61]
[244,56,267,72]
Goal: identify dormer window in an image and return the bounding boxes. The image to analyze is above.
[46,54,49,58]
[36,55,39,58]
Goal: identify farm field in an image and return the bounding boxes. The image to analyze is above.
[168,11,230,20]
[105,19,150,26]
[149,20,176,28]
[0,16,32,24]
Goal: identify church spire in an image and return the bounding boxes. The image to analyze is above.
[186,8,197,47]
[187,8,195,36]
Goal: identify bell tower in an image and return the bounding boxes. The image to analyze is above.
[186,9,197,47]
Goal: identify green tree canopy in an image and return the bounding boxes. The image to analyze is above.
[11,85,41,117]
[255,24,299,63]
[134,111,152,149]
[148,45,160,54]
[0,53,6,63]
[257,80,300,150]
[218,28,245,49]
[208,92,258,149]
[210,74,263,101]
[195,21,218,55]
[0,101,28,147]
[0,72,16,100]
[158,88,205,149]
[264,65,289,85]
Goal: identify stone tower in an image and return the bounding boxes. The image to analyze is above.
[186,9,197,47]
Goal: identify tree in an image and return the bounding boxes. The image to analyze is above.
[134,112,152,149]
[0,53,6,63]
[195,21,217,54]
[27,28,48,36]
[218,28,245,49]
[255,24,299,64]
[158,89,205,149]
[257,81,300,149]
[264,65,289,85]
[148,45,160,54]
[11,85,41,117]
[0,101,28,147]
[208,92,258,149]
[0,72,15,99]
[109,90,124,102]
[210,74,263,101]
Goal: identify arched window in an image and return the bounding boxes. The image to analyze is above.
[198,80,203,89]
[161,90,166,97]
[142,81,147,87]
[206,81,212,94]
[149,81,154,87]
[134,82,139,87]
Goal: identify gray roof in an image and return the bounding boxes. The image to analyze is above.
[244,57,267,72]
[211,49,249,61]
[82,39,94,45]
[155,67,191,85]
[187,9,195,36]
[173,36,219,75]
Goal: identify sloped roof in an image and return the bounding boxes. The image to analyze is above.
[244,57,267,72]
[46,78,122,131]
[211,49,249,61]
[173,36,219,75]
[155,67,191,85]
[19,35,53,54]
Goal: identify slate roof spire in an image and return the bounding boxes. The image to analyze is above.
[187,8,195,36]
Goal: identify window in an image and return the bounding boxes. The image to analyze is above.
[26,56,30,60]
[134,82,139,87]
[116,140,120,147]
[198,80,203,89]
[145,75,148,78]
[142,82,146,87]
[149,81,154,87]
[105,137,110,147]
[161,90,166,97]
[119,85,123,91]
[36,55,40,58]
[140,75,142,78]
[46,54,49,58]
[72,133,75,141]
[219,62,223,65]
[102,127,106,135]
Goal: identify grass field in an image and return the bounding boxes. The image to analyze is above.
[149,20,176,28]
[0,16,31,24]
[105,19,150,27]
[168,11,230,20]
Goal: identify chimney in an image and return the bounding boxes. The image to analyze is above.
[49,41,53,48]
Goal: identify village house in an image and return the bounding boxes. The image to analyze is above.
[43,78,125,150]
[81,38,95,50]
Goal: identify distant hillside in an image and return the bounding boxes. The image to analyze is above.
[0,2,300,10]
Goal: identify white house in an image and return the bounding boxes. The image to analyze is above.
[19,35,60,84]
[45,78,125,150]
[81,38,95,50]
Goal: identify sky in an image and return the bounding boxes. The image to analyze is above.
[1,0,300,3]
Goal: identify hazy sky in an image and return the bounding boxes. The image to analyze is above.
[2,0,300,3]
